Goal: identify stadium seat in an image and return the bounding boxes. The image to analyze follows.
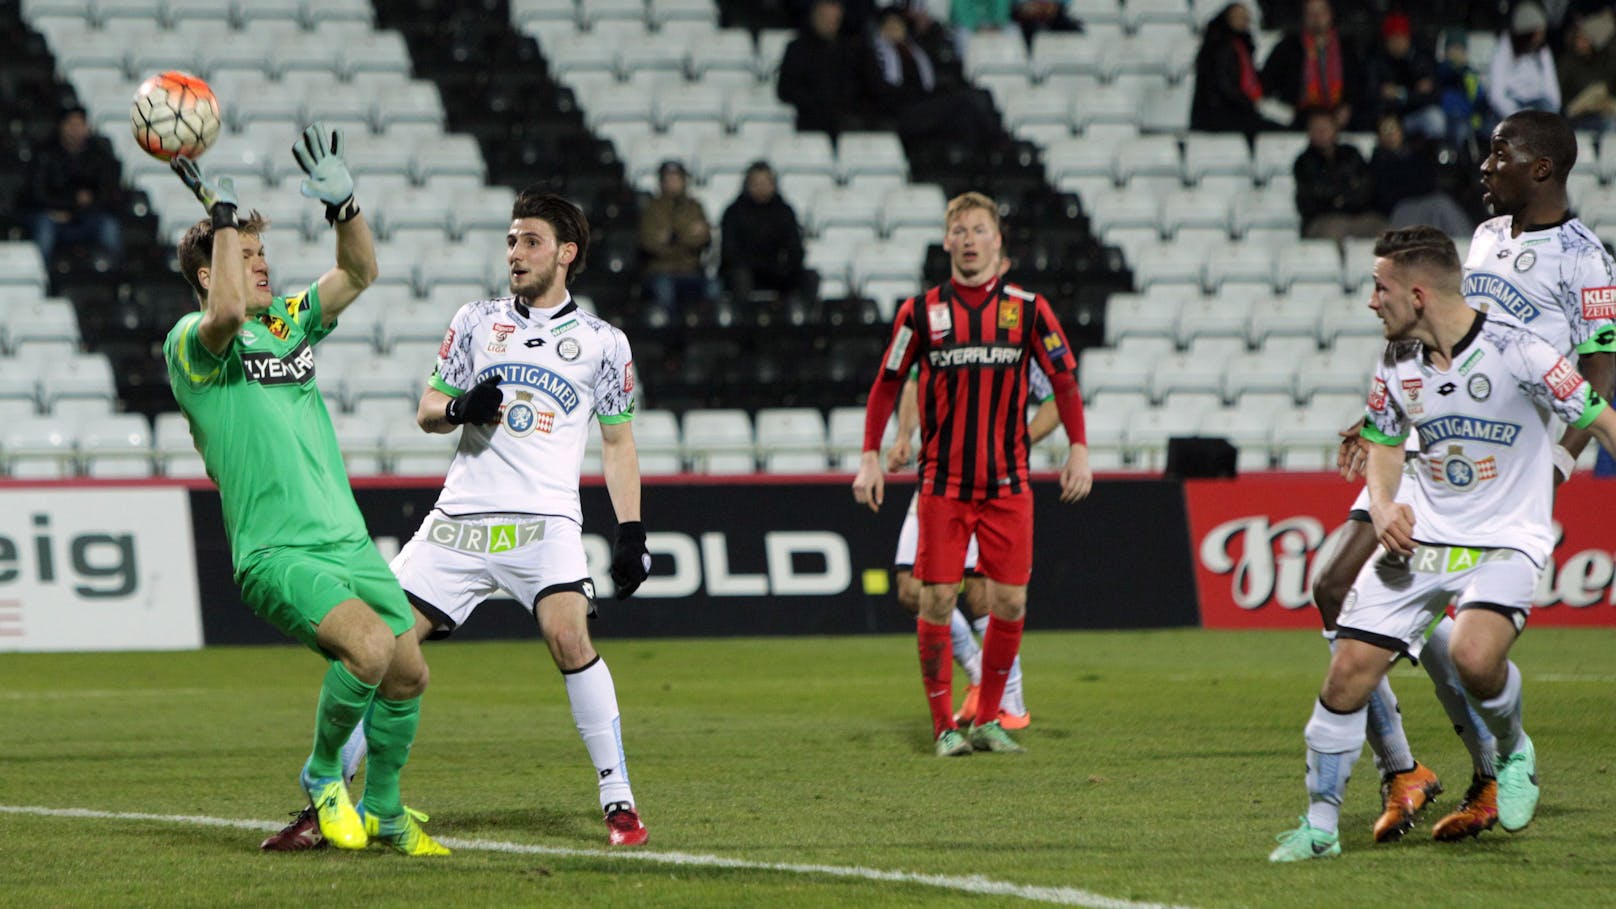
[688,28,754,77]
[1000,88,1073,134]
[1233,189,1303,235]
[79,414,155,479]
[1218,406,1277,471]
[1222,350,1294,401]
[1078,347,1152,401]
[1272,400,1350,469]
[836,132,907,181]
[1088,187,1162,237]
[1124,0,1197,30]
[579,0,646,27]
[1103,288,1182,345]
[332,412,387,476]
[3,415,77,479]
[850,241,924,288]
[1128,398,1209,469]
[0,358,41,410]
[1317,294,1384,345]
[1112,135,1183,183]
[1183,133,1253,183]
[5,298,80,350]
[1253,132,1307,183]
[150,411,205,477]
[726,84,795,130]
[1138,80,1193,133]
[1029,31,1101,79]
[1177,296,1250,346]
[1273,239,1343,291]
[756,407,828,473]
[878,184,947,234]
[768,132,837,178]
[1130,239,1206,291]
[1202,241,1275,292]
[1158,187,1233,237]
[0,244,48,291]
[754,28,794,78]
[41,354,116,410]
[963,31,1030,79]
[1246,294,1323,347]
[1294,347,1373,401]
[633,409,683,475]
[1043,137,1115,185]
[383,420,456,476]
[808,187,883,236]
[1150,350,1226,401]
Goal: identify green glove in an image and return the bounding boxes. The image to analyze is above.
[171,155,238,228]
[292,123,358,223]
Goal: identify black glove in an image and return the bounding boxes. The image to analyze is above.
[611,521,651,599]
[445,375,503,425]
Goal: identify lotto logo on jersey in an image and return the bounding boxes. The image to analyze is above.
[1582,286,1616,320]
[438,328,455,359]
[1367,376,1388,411]
[1544,357,1584,400]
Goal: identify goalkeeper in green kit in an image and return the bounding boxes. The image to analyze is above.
[163,125,446,857]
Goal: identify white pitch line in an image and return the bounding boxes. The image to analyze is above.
[0,804,1199,909]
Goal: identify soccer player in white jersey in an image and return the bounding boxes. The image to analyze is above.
[1270,227,1616,862]
[1308,110,1616,842]
[267,190,654,849]
[887,365,1059,728]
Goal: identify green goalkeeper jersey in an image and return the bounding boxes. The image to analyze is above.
[164,283,368,573]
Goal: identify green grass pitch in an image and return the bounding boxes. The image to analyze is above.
[2,628,1615,908]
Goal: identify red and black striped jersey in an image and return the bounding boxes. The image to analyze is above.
[875,277,1079,500]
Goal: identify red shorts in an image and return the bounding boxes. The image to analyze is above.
[913,491,1033,586]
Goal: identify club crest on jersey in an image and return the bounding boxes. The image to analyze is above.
[1401,378,1423,400]
[1544,357,1584,400]
[928,303,952,340]
[997,298,1021,330]
[502,391,555,438]
[1513,250,1536,272]
[1463,274,1540,323]
[1582,286,1616,320]
[477,363,580,413]
[1416,415,1521,448]
[557,337,581,361]
[259,315,290,340]
[1467,374,1491,401]
[1368,376,1388,411]
[438,328,455,359]
[1430,445,1497,492]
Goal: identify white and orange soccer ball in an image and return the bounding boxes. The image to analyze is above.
[130,71,222,161]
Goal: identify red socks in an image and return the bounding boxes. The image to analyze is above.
[975,615,1024,723]
[917,618,955,737]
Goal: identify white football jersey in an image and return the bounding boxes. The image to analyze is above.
[1364,316,1607,565]
[428,296,635,523]
[1463,215,1616,356]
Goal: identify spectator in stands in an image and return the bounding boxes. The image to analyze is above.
[863,6,1005,152]
[950,0,1015,48]
[896,0,961,73]
[1368,113,1472,237]
[639,160,712,314]
[720,162,812,305]
[1365,11,1445,140]
[1293,109,1385,241]
[1559,15,1616,131]
[1488,2,1560,117]
[1190,3,1284,136]
[1012,0,1081,46]
[786,0,874,36]
[1261,0,1366,130]
[22,106,122,271]
[1437,28,1489,154]
[778,0,862,136]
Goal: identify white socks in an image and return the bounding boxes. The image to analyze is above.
[949,609,982,685]
[564,657,634,810]
[1421,615,1499,777]
[1327,636,1412,777]
[1469,659,1524,760]
[341,720,368,784]
[1304,698,1366,834]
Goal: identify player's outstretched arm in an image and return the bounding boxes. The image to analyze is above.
[292,125,376,324]
[1557,351,1616,465]
[1336,416,1369,481]
[601,421,650,598]
[1364,440,1414,556]
[172,155,244,355]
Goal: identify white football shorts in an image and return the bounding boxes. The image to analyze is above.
[893,491,978,572]
[1338,543,1538,660]
[390,510,593,637]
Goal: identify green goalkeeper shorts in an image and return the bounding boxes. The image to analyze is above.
[238,537,416,654]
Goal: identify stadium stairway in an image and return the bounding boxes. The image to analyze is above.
[0,1,189,421]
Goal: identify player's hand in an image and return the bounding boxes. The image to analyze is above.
[852,451,885,513]
[1059,443,1092,503]
[292,124,356,216]
[444,375,503,425]
[171,155,237,215]
[885,436,914,472]
[610,521,651,598]
[1369,500,1416,557]
[1336,418,1368,481]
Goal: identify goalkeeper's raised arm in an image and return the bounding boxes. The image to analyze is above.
[293,124,377,326]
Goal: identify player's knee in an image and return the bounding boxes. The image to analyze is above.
[895,585,920,615]
[989,589,1026,622]
[382,657,429,700]
[1312,572,1349,622]
[1449,643,1501,699]
[546,625,596,670]
[343,626,395,684]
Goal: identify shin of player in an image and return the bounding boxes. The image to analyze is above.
[853,192,1092,757]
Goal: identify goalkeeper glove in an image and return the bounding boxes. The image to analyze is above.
[611,522,651,599]
[292,124,358,224]
[444,375,503,426]
[171,155,238,229]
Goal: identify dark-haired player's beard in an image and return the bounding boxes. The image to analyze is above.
[511,250,561,301]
